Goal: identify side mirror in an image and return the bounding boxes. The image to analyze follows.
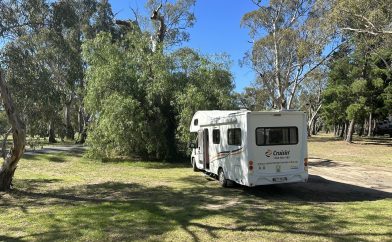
[188,142,196,149]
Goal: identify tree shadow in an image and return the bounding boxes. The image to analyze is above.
[2,178,392,241]
[308,136,343,142]
[308,158,350,167]
[240,175,392,202]
[0,235,24,242]
[23,152,38,160]
[101,158,190,169]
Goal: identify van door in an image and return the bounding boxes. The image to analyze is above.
[197,130,203,166]
[203,128,210,170]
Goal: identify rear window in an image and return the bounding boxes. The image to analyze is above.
[256,127,298,146]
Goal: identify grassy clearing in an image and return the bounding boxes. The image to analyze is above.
[0,150,391,241]
[309,133,392,166]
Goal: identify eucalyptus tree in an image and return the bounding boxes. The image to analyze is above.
[147,0,196,50]
[330,0,392,36]
[241,0,337,109]
[0,0,41,191]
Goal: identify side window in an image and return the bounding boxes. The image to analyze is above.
[213,129,220,144]
[228,128,241,146]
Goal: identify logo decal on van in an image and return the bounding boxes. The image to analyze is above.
[265,149,273,157]
[265,149,290,159]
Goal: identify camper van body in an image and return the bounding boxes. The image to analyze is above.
[189,110,308,187]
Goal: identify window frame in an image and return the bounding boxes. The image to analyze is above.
[255,126,298,146]
[227,128,241,146]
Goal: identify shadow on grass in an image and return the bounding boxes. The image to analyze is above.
[0,235,24,242]
[310,134,392,147]
[3,176,391,241]
[354,136,392,146]
[308,135,343,142]
[22,153,40,161]
[47,156,67,163]
[101,158,190,169]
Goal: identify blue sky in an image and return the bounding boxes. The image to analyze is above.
[109,0,258,92]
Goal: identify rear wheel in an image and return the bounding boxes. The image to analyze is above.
[218,168,228,187]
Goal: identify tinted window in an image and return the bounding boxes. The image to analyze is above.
[228,128,241,146]
[256,127,298,146]
[213,129,220,144]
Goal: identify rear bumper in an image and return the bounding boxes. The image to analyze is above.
[248,171,308,187]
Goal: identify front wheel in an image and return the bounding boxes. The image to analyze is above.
[218,168,228,187]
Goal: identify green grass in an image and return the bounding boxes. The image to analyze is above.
[308,133,392,166]
[0,150,391,241]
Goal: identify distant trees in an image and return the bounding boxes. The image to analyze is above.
[322,45,391,142]
[0,0,117,190]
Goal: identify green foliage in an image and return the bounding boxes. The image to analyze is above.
[83,32,234,160]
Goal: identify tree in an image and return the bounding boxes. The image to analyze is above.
[147,0,196,49]
[298,67,327,135]
[83,31,235,160]
[241,0,336,109]
[330,0,392,36]
[0,0,36,191]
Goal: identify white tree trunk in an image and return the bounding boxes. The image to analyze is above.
[0,70,26,191]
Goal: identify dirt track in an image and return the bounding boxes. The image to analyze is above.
[242,159,392,203]
[308,158,392,193]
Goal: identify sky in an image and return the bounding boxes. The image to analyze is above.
[109,0,258,92]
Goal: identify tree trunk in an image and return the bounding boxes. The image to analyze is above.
[339,123,345,138]
[344,121,349,139]
[367,112,372,137]
[78,106,84,136]
[48,121,57,143]
[311,117,317,135]
[0,70,26,191]
[65,101,74,140]
[76,106,88,144]
[346,119,355,143]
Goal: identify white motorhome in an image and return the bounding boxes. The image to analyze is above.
[189,110,308,187]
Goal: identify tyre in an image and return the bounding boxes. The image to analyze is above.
[192,158,198,172]
[218,168,228,187]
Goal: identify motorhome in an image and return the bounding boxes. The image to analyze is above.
[189,110,308,187]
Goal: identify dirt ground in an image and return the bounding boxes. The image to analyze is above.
[308,158,392,193]
[262,158,392,203]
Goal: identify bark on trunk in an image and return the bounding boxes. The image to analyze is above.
[48,121,57,143]
[65,101,74,140]
[346,119,355,143]
[367,112,372,137]
[78,106,84,135]
[311,117,317,135]
[0,70,26,191]
[1,128,12,159]
[339,123,345,138]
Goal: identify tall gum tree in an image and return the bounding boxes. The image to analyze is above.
[0,0,29,191]
[241,0,338,110]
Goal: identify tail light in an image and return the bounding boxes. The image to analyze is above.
[249,160,254,171]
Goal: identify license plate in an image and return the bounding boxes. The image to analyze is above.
[273,177,287,182]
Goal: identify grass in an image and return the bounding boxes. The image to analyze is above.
[0,149,391,241]
[309,133,392,167]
